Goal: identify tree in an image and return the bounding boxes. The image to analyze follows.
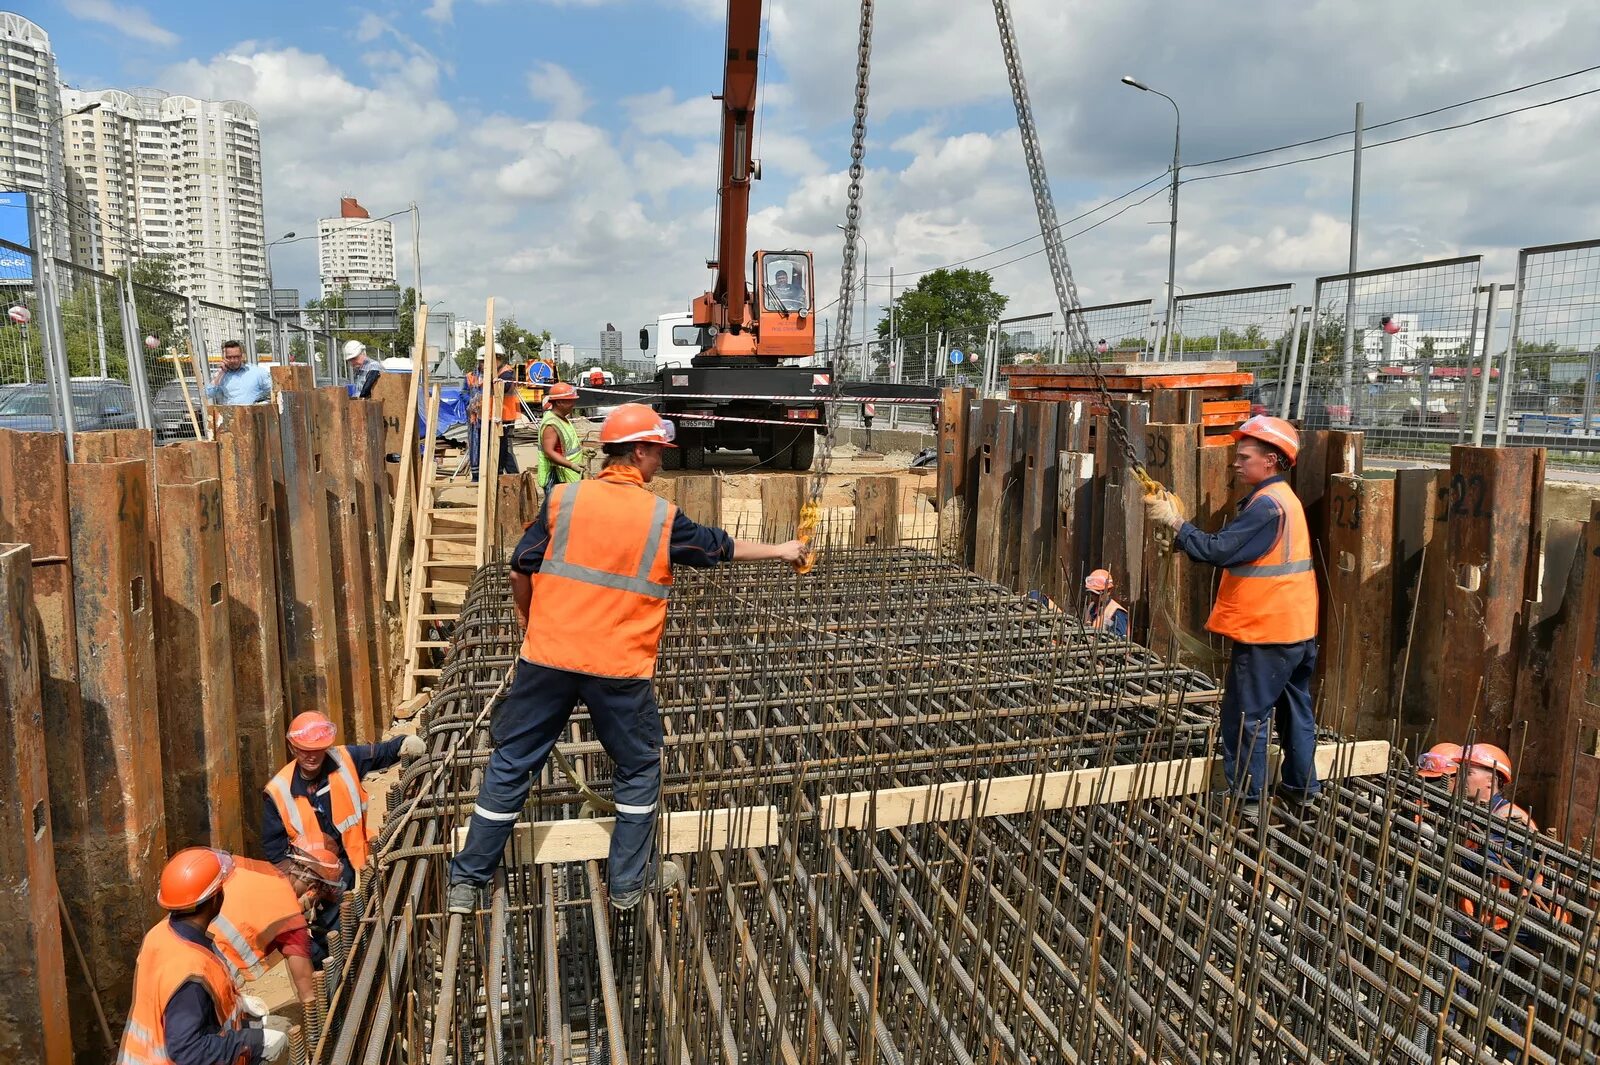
[494,316,549,363]
[454,328,485,374]
[874,268,1009,351]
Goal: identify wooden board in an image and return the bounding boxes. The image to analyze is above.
[454,806,781,863]
[820,740,1390,831]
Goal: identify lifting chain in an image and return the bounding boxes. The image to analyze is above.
[989,0,1159,498]
[798,0,875,571]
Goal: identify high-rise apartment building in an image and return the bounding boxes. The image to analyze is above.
[0,14,67,255]
[60,86,265,306]
[317,196,395,297]
[600,321,623,362]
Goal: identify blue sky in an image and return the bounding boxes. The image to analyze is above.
[36,0,1600,353]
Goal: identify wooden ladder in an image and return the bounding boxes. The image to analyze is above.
[400,385,481,703]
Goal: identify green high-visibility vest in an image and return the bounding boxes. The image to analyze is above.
[537,411,584,486]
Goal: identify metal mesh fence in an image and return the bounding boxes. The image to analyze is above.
[1502,239,1600,465]
[1306,255,1483,458]
[1172,283,1296,386]
[0,237,45,390]
[133,280,203,441]
[1066,299,1155,358]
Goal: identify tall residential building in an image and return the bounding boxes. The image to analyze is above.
[0,14,67,255]
[452,318,480,353]
[600,321,623,363]
[317,196,395,297]
[61,86,265,306]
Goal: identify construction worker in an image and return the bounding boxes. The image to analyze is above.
[119,848,288,1064]
[1082,568,1128,637]
[211,845,339,1016]
[466,345,520,482]
[446,404,806,914]
[343,340,382,399]
[1416,741,1463,792]
[261,712,424,895]
[537,381,586,495]
[1145,415,1318,816]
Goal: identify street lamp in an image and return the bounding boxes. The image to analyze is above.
[265,231,296,361]
[1122,75,1181,361]
[836,223,868,376]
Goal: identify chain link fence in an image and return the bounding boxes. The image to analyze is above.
[1501,239,1600,464]
[0,237,46,391]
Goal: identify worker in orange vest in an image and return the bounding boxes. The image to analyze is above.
[446,404,806,913]
[118,848,288,1064]
[1082,569,1128,637]
[262,712,423,956]
[466,344,521,482]
[1417,741,1463,791]
[1146,415,1318,818]
[211,843,342,1016]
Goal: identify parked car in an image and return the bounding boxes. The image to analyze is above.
[0,380,137,433]
[154,380,202,442]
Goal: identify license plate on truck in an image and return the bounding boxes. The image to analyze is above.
[680,418,714,428]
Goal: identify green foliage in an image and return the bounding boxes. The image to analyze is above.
[454,327,485,374]
[494,316,550,363]
[874,268,1009,345]
[1169,324,1268,354]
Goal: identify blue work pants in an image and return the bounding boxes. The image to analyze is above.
[468,421,519,483]
[449,659,663,893]
[1219,639,1319,802]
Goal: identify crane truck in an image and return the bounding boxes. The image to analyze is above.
[580,0,932,471]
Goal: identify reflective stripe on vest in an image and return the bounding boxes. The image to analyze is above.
[1204,481,1318,644]
[542,485,672,599]
[210,915,264,979]
[119,922,246,1065]
[329,748,368,834]
[265,747,369,868]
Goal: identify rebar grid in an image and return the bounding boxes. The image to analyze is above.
[325,549,1600,1065]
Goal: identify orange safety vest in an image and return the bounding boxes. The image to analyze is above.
[522,466,675,679]
[1205,480,1317,644]
[118,920,248,1065]
[211,857,308,982]
[1458,800,1570,929]
[264,746,371,871]
[466,370,518,423]
[1084,597,1126,632]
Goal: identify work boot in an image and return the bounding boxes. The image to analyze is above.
[445,880,479,915]
[609,860,685,912]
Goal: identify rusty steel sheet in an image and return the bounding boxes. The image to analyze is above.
[1052,449,1093,605]
[759,474,804,542]
[270,364,314,393]
[852,475,899,548]
[936,386,969,512]
[274,390,346,725]
[1190,439,1235,632]
[1323,472,1397,741]
[353,400,396,728]
[212,405,289,851]
[1436,445,1545,744]
[676,473,721,529]
[1143,422,1200,663]
[494,472,533,556]
[155,478,243,852]
[0,543,74,1065]
[65,458,166,1045]
[973,399,1018,586]
[368,372,410,499]
[1096,397,1148,630]
[1017,403,1059,593]
[153,438,220,485]
[314,388,377,744]
[71,428,154,466]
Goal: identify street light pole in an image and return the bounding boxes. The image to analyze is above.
[265,230,296,362]
[1122,76,1181,361]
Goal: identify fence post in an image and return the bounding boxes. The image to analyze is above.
[1583,348,1597,435]
[37,255,76,459]
[118,278,154,431]
[1494,268,1524,446]
[1470,283,1501,447]
[185,297,212,429]
[1279,304,1305,418]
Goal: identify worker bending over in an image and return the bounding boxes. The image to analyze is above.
[212,844,342,1017]
[1082,568,1128,637]
[119,848,288,1064]
[262,712,423,954]
[447,404,805,913]
[1146,416,1318,815]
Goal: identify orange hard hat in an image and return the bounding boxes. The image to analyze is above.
[546,381,579,403]
[289,842,344,886]
[1416,742,1463,779]
[1084,569,1113,594]
[157,847,233,911]
[287,711,337,751]
[1461,743,1513,784]
[1231,415,1300,465]
[600,403,677,447]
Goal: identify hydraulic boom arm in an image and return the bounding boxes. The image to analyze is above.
[699,0,763,337]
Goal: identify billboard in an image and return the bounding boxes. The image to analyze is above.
[0,191,33,281]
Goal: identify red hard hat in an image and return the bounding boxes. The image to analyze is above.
[1084,568,1113,594]
[1232,415,1300,465]
[157,847,233,911]
[600,403,676,447]
[287,711,337,751]
[546,381,578,402]
[1461,743,1513,784]
[289,842,344,886]
[1416,742,1463,779]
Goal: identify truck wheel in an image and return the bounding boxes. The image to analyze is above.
[684,442,707,470]
[789,429,816,471]
[662,445,683,471]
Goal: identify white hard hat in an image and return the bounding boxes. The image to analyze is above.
[342,340,366,361]
[476,343,501,361]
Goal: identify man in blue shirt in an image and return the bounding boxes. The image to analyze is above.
[206,340,272,405]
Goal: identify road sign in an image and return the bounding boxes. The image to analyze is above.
[949,349,964,365]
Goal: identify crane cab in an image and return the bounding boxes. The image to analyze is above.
[752,250,814,358]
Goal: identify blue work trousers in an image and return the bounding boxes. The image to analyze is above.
[449,659,663,893]
[1219,639,1320,801]
[467,422,519,482]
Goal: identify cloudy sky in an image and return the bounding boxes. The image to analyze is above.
[43,0,1600,357]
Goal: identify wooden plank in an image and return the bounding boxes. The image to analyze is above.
[1052,451,1094,606]
[1143,423,1199,661]
[820,740,1390,831]
[852,476,899,548]
[677,474,723,528]
[211,406,288,851]
[0,543,74,1065]
[154,479,242,852]
[1436,446,1544,745]
[401,389,444,702]
[760,475,804,541]
[454,806,782,863]
[1017,403,1060,594]
[475,298,499,566]
[1323,473,1396,740]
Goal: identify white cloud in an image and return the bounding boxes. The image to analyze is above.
[61,0,178,47]
[527,62,589,121]
[422,0,455,24]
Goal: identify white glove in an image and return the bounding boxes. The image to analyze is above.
[240,993,270,1020]
[261,1027,288,1062]
[400,735,426,758]
[1144,491,1185,532]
